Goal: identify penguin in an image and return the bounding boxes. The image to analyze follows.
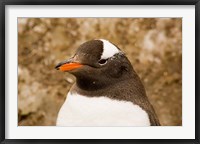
[55,39,160,126]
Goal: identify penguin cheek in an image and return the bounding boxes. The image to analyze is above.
[107,64,123,78]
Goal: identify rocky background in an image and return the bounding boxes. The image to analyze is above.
[18,18,182,126]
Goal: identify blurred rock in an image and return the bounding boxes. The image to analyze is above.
[18,67,47,115]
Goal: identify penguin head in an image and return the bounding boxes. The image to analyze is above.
[55,39,134,90]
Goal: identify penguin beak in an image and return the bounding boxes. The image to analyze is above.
[55,58,83,72]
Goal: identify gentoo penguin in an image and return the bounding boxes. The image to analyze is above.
[55,39,160,126]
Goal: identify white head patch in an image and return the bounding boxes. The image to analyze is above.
[100,39,120,59]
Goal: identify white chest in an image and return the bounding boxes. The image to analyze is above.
[56,92,150,126]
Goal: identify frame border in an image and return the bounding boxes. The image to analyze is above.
[0,0,199,143]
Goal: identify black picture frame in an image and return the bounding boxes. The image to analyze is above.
[0,0,199,143]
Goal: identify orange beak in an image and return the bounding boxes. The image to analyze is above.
[58,63,83,72]
[55,58,83,72]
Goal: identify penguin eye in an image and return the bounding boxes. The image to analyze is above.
[98,59,108,65]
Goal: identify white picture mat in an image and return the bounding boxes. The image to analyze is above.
[5,5,195,139]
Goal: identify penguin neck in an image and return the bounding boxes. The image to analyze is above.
[75,75,117,91]
[74,67,135,92]
[71,71,144,100]
[76,77,106,91]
